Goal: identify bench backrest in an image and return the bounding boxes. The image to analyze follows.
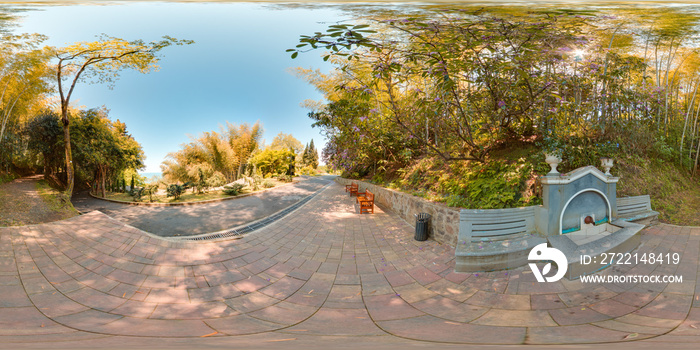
[459,206,536,241]
[617,195,652,217]
[365,190,373,201]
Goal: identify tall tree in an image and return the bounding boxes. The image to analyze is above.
[308,139,319,168]
[54,34,192,197]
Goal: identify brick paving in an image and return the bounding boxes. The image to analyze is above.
[0,182,699,348]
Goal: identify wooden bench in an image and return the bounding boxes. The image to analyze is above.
[346,182,358,196]
[356,189,374,214]
[616,195,659,225]
[455,206,546,272]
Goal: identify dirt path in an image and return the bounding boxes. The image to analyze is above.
[0,175,72,226]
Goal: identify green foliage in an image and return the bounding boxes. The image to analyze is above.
[301,139,319,169]
[25,111,63,175]
[277,174,293,182]
[131,184,159,202]
[161,122,263,184]
[263,180,275,188]
[223,183,244,196]
[207,171,227,188]
[249,148,295,178]
[66,108,145,196]
[166,184,185,200]
[299,165,319,176]
[0,172,18,185]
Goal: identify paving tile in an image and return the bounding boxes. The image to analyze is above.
[224,292,279,313]
[526,324,652,344]
[204,314,285,335]
[93,317,217,337]
[548,306,612,325]
[247,300,317,325]
[150,301,235,319]
[0,284,33,307]
[284,308,383,336]
[378,315,526,344]
[53,309,124,329]
[472,309,557,327]
[412,295,488,323]
[29,291,90,318]
[634,293,693,320]
[364,294,425,321]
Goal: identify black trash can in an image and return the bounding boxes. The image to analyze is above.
[414,213,431,241]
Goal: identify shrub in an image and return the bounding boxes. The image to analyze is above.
[166,184,185,200]
[277,174,293,182]
[263,180,275,188]
[223,183,244,195]
[131,187,145,202]
[207,171,227,188]
[299,165,318,176]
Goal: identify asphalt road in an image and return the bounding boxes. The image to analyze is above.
[71,175,334,237]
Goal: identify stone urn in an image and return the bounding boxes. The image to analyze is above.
[544,153,562,174]
[601,158,614,175]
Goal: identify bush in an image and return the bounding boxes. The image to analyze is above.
[166,184,185,200]
[299,165,318,176]
[263,180,275,188]
[131,187,145,202]
[207,171,227,188]
[277,174,293,182]
[223,183,244,195]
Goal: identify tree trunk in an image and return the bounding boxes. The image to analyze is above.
[61,110,74,199]
[101,165,107,198]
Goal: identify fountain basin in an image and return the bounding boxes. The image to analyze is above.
[547,220,644,279]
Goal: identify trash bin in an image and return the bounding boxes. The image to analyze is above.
[414,213,431,241]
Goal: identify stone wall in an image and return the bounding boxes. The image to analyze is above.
[335,177,459,246]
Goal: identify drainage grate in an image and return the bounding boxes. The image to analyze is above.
[182,182,331,241]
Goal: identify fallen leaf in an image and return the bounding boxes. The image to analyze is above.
[444,321,460,325]
[308,290,314,294]
[690,325,698,329]
[624,333,638,339]
[200,331,218,338]
[122,293,126,298]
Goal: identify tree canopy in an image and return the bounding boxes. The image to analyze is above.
[54,35,193,197]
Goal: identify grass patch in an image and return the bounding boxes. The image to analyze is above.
[102,179,290,203]
[617,156,700,226]
[35,180,79,218]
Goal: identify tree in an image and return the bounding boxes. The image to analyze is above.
[70,108,144,198]
[250,148,295,177]
[54,34,193,198]
[270,132,303,154]
[307,139,319,168]
[25,110,63,178]
[0,34,52,172]
[161,121,263,184]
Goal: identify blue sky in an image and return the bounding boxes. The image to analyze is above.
[11,2,351,172]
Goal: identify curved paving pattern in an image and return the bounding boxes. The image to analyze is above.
[1,183,699,347]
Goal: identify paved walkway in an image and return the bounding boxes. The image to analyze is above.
[1,182,699,349]
[71,176,333,237]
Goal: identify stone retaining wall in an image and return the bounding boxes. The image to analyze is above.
[335,177,459,246]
